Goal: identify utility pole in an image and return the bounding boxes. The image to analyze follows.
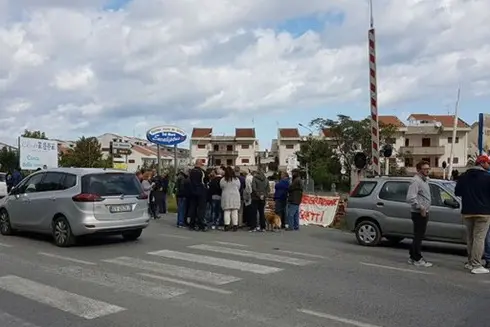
[448,87,461,179]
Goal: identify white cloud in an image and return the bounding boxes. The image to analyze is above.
[0,0,489,145]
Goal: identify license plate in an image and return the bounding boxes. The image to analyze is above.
[109,205,132,213]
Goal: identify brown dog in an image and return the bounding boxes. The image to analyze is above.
[265,211,282,231]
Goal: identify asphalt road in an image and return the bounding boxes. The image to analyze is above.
[0,215,488,327]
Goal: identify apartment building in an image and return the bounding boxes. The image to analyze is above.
[375,114,470,173]
[190,128,258,167]
[276,128,303,170]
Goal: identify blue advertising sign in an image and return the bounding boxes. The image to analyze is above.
[146,125,187,146]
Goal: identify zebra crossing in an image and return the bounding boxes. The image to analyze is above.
[0,241,318,325]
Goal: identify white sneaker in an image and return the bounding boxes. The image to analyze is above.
[464,262,473,270]
[408,258,414,265]
[413,259,433,267]
[470,267,490,274]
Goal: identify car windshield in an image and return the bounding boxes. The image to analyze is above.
[0,173,5,182]
[442,181,456,193]
[81,173,142,196]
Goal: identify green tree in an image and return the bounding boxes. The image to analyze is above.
[21,130,48,139]
[309,115,398,176]
[0,147,19,172]
[59,137,107,168]
[296,137,342,190]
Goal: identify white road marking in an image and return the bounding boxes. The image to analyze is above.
[140,273,232,295]
[360,262,433,275]
[0,242,13,248]
[148,249,283,274]
[0,311,41,327]
[38,252,97,265]
[298,309,383,327]
[276,250,327,259]
[103,256,240,285]
[0,275,125,320]
[189,244,314,266]
[49,265,187,300]
[158,233,191,239]
[214,241,249,247]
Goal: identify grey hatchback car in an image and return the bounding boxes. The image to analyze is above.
[0,168,150,247]
[344,176,462,246]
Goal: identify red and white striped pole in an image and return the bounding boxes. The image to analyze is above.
[368,0,380,175]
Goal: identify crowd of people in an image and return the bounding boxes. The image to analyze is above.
[136,160,304,232]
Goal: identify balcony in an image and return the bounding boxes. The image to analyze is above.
[399,146,445,156]
[405,125,442,135]
[208,150,239,156]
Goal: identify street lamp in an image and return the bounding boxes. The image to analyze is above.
[298,124,313,187]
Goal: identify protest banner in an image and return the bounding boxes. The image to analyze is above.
[299,194,340,227]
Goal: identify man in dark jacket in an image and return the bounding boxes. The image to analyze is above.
[455,155,490,274]
[274,171,290,229]
[287,169,303,231]
[188,160,207,231]
[175,169,189,227]
[250,169,270,231]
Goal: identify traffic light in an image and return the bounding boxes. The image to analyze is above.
[354,152,367,169]
[381,144,393,158]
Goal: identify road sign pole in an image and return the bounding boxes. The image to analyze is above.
[173,144,178,182]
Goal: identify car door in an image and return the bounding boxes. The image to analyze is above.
[29,172,67,231]
[426,183,464,242]
[7,173,45,228]
[376,181,412,235]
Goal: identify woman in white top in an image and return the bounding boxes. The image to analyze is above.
[141,171,157,219]
[220,166,241,231]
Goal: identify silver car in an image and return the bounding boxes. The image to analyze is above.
[0,168,150,247]
[344,176,462,246]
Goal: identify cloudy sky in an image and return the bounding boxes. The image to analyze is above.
[0,0,488,149]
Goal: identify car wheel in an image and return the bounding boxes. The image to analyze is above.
[0,210,14,236]
[385,236,404,245]
[355,220,382,246]
[52,216,76,247]
[122,229,142,241]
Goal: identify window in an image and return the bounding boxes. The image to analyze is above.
[379,181,410,202]
[241,144,249,149]
[422,138,431,147]
[241,158,249,164]
[350,181,377,198]
[448,137,459,144]
[20,173,45,193]
[81,173,142,196]
[226,145,233,151]
[405,138,409,146]
[447,157,459,164]
[197,144,205,149]
[213,145,219,151]
[0,174,5,182]
[226,159,233,166]
[38,172,65,192]
[62,174,77,189]
[285,144,294,149]
[430,184,455,207]
[215,159,221,166]
[128,159,135,164]
[435,158,439,167]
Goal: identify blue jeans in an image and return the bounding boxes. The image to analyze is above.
[484,227,490,262]
[287,203,300,230]
[207,200,222,227]
[177,198,186,226]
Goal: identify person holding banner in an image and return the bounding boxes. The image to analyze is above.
[286,169,303,231]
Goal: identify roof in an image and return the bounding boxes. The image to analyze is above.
[235,128,255,138]
[379,115,406,127]
[408,114,469,128]
[191,128,212,138]
[43,167,131,175]
[278,128,300,138]
[322,128,334,137]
